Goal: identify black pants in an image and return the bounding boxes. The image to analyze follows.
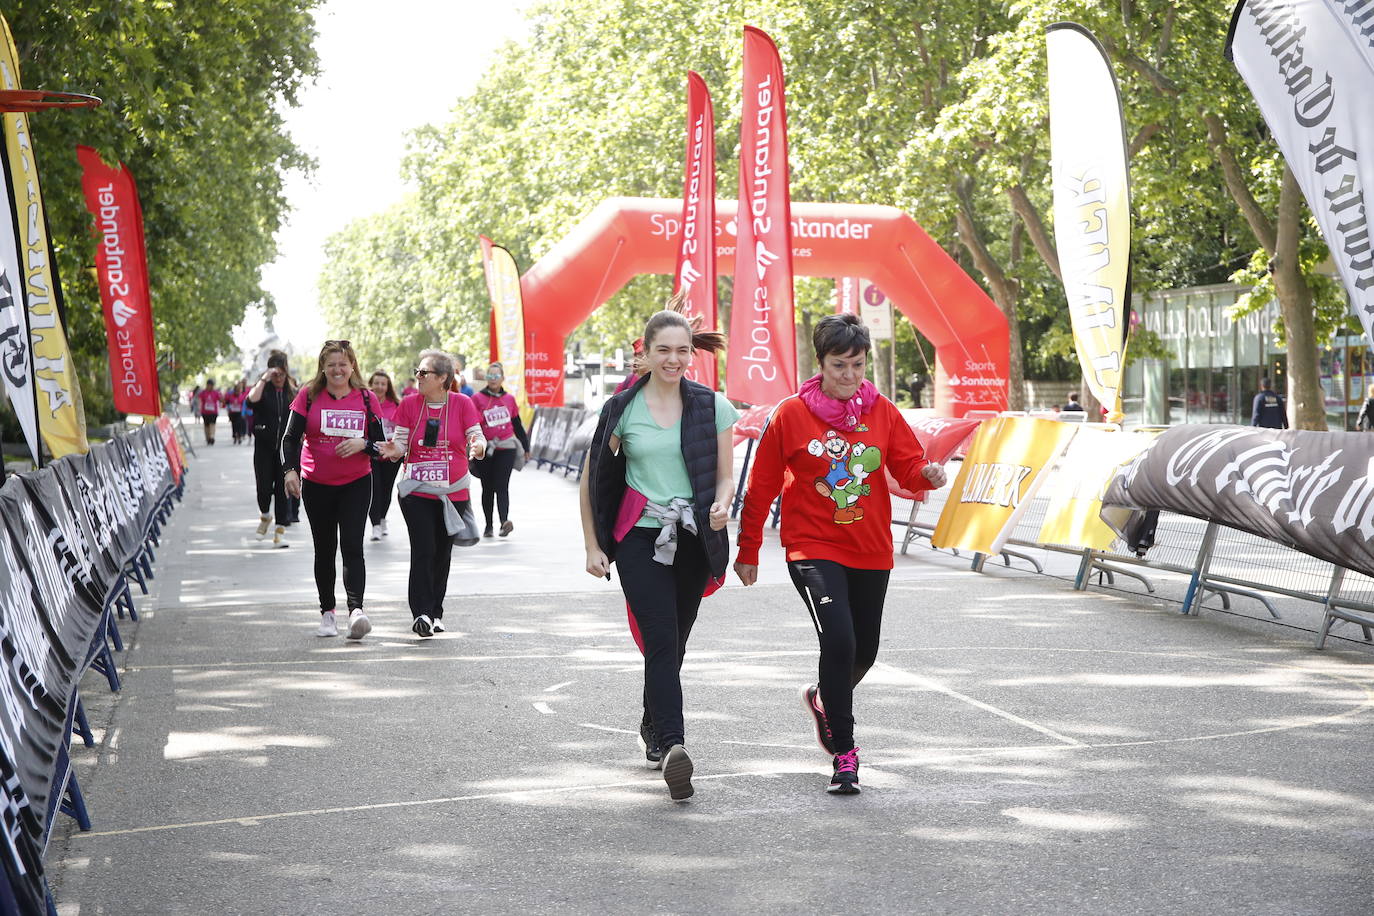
[369,458,402,525]
[616,526,709,750]
[228,411,245,441]
[253,433,290,524]
[473,449,517,528]
[399,494,466,620]
[787,559,891,753]
[302,475,371,613]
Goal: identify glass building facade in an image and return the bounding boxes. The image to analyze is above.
[1123,283,1369,430]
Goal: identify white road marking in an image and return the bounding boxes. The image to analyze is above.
[872,661,1087,746]
[577,723,637,735]
[532,702,555,715]
[544,680,575,693]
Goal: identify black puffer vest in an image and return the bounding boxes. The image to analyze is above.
[587,374,728,579]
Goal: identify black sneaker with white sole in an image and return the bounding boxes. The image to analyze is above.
[411,615,433,638]
[637,718,663,769]
[662,744,694,800]
[431,619,446,634]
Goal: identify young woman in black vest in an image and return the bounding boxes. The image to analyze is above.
[247,350,297,547]
[579,300,737,801]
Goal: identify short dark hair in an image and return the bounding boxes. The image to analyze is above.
[813,313,871,363]
[1261,376,1271,388]
[1067,392,1079,401]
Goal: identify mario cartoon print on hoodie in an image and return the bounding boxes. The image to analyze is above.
[807,429,883,524]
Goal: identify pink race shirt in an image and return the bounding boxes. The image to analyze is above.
[395,391,482,501]
[289,387,373,486]
[470,390,519,440]
[227,392,245,412]
[199,389,222,414]
[375,399,400,440]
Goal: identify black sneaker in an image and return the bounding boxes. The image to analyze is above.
[662,745,694,801]
[637,718,663,770]
[801,684,836,755]
[483,526,494,538]
[828,746,861,795]
[411,615,433,638]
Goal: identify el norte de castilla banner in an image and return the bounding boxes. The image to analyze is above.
[1227,0,1374,344]
[0,13,89,459]
[479,236,531,425]
[1046,23,1132,422]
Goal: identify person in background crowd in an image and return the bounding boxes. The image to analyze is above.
[454,354,475,397]
[379,350,486,638]
[281,340,386,641]
[1252,376,1289,429]
[1357,384,1374,432]
[243,395,255,442]
[580,297,737,802]
[199,379,222,445]
[471,362,531,538]
[227,380,247,445]
[734,313,947,796]
[188,385,202,418]
[248,351,297,547]
[1061,392,1085,413]
[367,370,403,541]
[401,377,418,398]
[908,372,925,408]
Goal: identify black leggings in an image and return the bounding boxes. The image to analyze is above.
[616,526,709,749]
[253,435,290,524]
[302,475,371,613]
[369,458,402,525]
[399,494,466,620]
[228,411,245,441]
[473,449,517,527]
[787,559,890,753]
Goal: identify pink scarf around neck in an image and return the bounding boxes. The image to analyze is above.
[798,374,879,431]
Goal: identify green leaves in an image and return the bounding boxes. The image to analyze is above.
[7,0,320,420]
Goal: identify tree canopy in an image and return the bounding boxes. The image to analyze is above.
[5,0,320,423]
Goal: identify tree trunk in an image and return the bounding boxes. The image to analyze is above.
[955,199,1024,410]
[1272,165,1326,430]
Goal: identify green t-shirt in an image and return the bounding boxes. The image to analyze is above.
[609,389,740,528]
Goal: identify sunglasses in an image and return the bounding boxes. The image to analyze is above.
[324,339,352,349]
[414,368,439,378]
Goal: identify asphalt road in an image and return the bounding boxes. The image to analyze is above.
[47,442,1374,915]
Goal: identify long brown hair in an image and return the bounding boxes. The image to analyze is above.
[368,370,401,405]
[306,340,366,399]
[632,290,726,374]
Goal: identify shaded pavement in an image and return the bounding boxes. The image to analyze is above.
[48,442,1374,914]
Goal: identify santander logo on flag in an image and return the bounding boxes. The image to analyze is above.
[726,26,798,406]
[673,71,720,389]
[112,300,137,327]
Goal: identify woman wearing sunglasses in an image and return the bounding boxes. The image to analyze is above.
[282,340,387,640]
[380,350,486,638]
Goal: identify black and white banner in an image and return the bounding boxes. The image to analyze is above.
[1227,0,1374,342]
[0,425,175,913]
[1102,424,1374,577]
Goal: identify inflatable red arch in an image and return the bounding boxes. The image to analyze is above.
[519,197,1008,417]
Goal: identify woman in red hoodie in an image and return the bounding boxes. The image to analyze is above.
[734,314,947,795]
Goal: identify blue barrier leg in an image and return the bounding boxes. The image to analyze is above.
[140,550,154,580]
[72,696,95,748]
[120,581,139,622]
[91,644,121,692]
[59,770,92,831]
[106,614,124,652]
[127,560,148,595]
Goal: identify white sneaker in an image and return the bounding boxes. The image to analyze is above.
[256,514,271,537]
[411,615,433,638]
[346,609,371,641]
[317,611,338,637]
[370,524,382,542]
[380,519,389,537]
[431,619,446,634]
[273,525,288,548]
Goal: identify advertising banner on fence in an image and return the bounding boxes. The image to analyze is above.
[1037,426,1159,549]
[1228,1,1374,349]
[674,71,719,390]
[479,236,531,425]
[726,26,798,407]
[932,417,1077,554]
[887,415,984,502]
[0,424,174,910]
[0,15,89,458]
[1103,424,1374,579]
[158,416,184,484]
[77,146,161,417]
[1046,22,1131,422]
